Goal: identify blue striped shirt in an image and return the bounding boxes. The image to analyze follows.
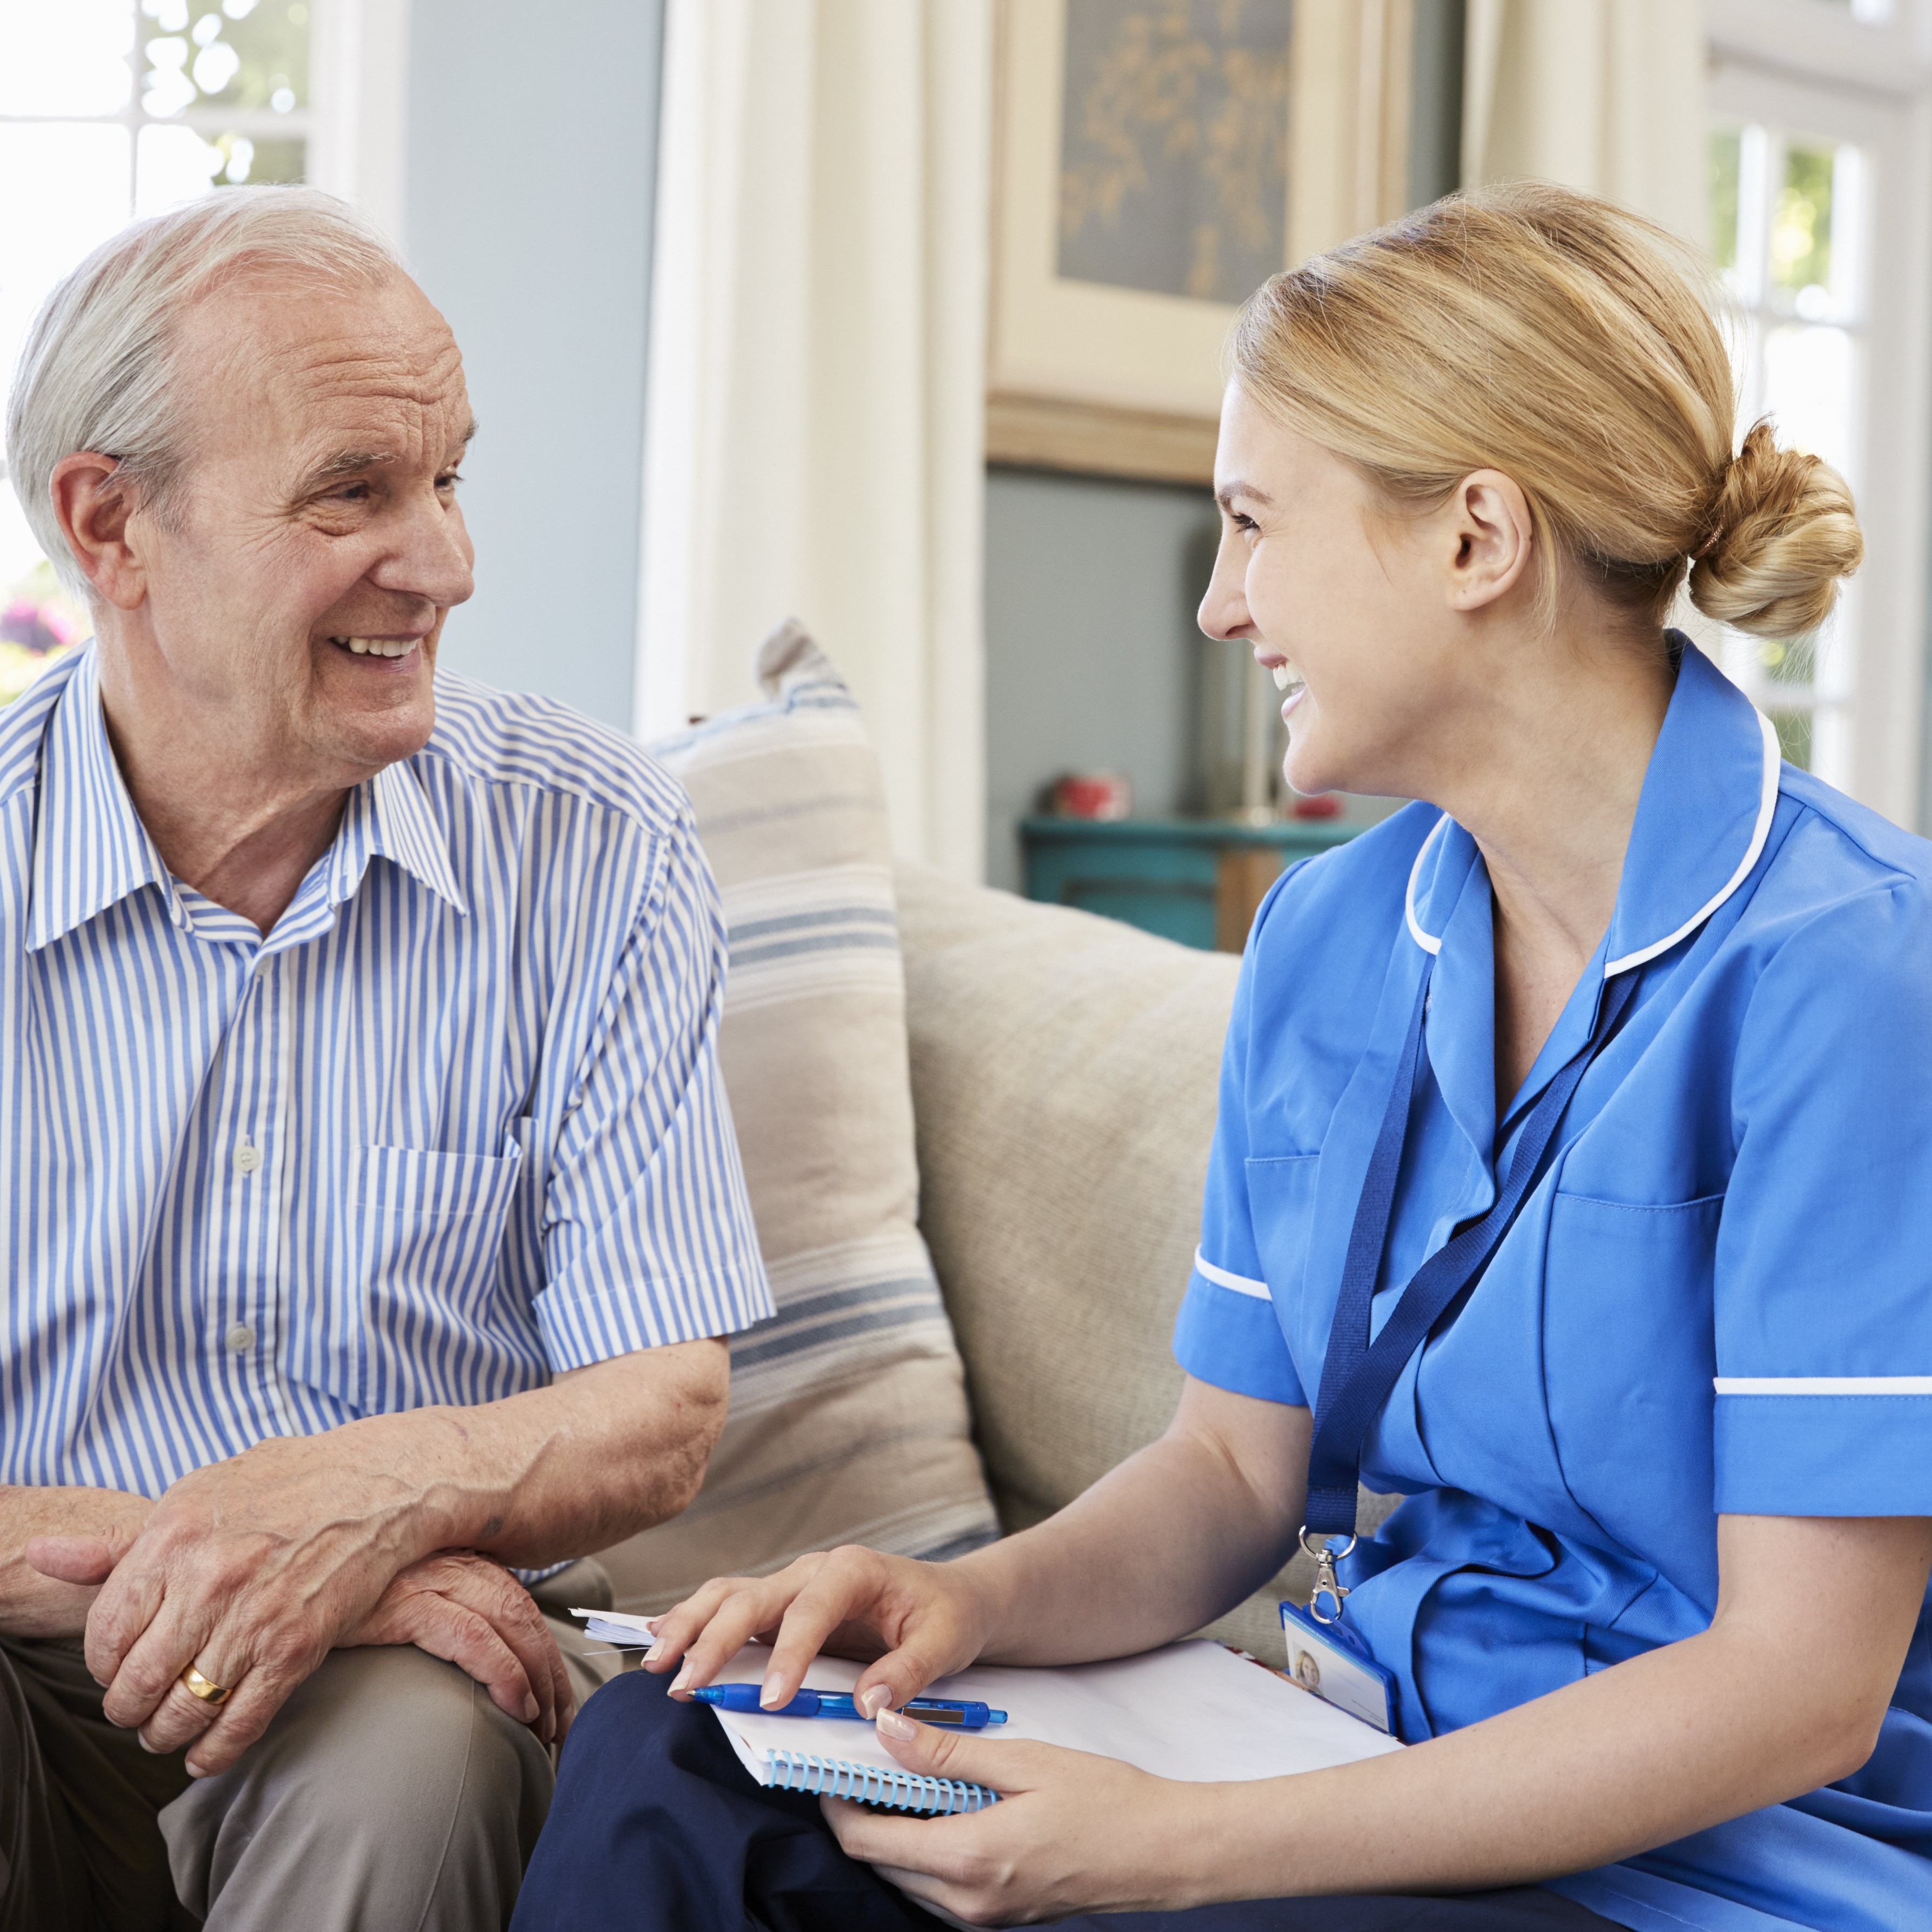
[0,645,772,1499]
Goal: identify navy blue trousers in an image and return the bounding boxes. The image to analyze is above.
[512,1669,1617,1931]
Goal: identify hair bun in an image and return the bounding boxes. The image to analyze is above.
[1689,421,1863,638]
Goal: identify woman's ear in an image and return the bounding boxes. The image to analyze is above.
[1442,468,1535,614]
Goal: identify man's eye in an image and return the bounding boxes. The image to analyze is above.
[436,471,463,491]
[331,482,372,503]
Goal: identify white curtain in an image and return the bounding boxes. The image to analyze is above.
[1462,0,1709,249]
[635,0,993,882]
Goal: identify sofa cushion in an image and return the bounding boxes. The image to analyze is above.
[593,623,999,1616]
[894,861,1395,1658]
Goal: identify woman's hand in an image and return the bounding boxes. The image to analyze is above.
[825,1713,1211,1926]
[644,1544,1003,1716]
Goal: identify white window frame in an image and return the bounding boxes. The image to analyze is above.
[0,0,408,258]
[307,0,410,245]
[1707,0,1932,830]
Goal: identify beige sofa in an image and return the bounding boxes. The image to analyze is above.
[894,860,1397,1660]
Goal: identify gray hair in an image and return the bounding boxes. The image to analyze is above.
[3,186,406,598]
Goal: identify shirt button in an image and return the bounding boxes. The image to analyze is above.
[234,1138,262,1176]
[225,1323,255,1354]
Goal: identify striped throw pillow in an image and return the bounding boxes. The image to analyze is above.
[594,622,1000,1614]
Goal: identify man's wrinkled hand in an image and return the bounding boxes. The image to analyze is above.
[342,1550,572,1744]
[52,1432,431,1777]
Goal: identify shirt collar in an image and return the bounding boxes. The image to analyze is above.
[1405,637,1780,980]
[26,647,467,952]
[325,758,467,920]
[26,646,181,952]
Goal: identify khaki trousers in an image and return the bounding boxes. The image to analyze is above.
[0,1561,621,1932]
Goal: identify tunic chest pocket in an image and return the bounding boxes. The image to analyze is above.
[354,1138,524,1408]
[1543,1190,1724,1574]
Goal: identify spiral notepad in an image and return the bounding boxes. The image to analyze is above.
[691,1635,1401,1817]
[754,1745,997,1813]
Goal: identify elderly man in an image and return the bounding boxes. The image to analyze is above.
[0,188,771,1929]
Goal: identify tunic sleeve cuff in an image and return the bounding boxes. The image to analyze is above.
[1172,1268,1305,1405]
[1715,1389,1932,1515]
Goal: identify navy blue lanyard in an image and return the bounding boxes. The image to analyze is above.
[1302,962,1642,1547]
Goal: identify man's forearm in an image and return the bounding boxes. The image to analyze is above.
[276,1337,732,1573]
[0,1485,151,1638]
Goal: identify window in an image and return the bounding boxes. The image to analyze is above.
[1707,117,1865,780]
[1704,0,1932,829]
[0,0,314,703]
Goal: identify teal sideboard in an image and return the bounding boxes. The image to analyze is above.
[1021,816,1358,953]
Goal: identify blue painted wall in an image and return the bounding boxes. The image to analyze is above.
[403,0,662,730]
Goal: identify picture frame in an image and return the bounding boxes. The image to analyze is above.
[988,0,1417,485]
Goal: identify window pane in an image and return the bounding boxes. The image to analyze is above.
[135,121,224,211]
[0,0,135,117]
[1770,140,1836,314]
[142,0,309,118]
[135,123,304,212]
[1769,710,1813,771]
[1,538,86,707]
[1710,128,1741,275]
[1758,632,1816,687]
[0,122,131,393]
[1761,323,1854,476]
[0,123,129,692]
[209,131,304,184]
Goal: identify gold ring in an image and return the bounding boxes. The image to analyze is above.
[179,1663,231,1706]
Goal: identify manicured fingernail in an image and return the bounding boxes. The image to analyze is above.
[643,1641,664,1663]
[876,1708,917,1741]
[523,1693,539,1722]
[858,1685,889,1718]
[758,1678,787,1708]
[669,1664,692,1695]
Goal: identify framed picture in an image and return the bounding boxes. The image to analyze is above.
[988,0,1416,484]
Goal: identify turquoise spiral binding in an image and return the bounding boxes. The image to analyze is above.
[763,1748,998,1814]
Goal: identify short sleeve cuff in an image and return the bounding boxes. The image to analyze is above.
[1715,1388,1932,1515]
[534,1263,775,1371]
[1172,1263,1305,1405]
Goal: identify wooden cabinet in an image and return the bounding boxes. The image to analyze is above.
[1020,817,1358,952]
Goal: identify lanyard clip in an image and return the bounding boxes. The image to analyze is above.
[1300,1527,1356,1624]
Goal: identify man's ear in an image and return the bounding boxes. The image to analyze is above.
[50,453,148,611]
[1442,468,1536,614]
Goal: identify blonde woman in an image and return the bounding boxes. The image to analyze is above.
[515,187,1932,1931]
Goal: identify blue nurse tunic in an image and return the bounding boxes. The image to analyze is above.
[1173,639,1932,1932]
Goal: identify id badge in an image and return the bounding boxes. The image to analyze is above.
[1280,1601,1398,1734]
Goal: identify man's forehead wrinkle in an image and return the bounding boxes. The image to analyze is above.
[271,336,465,410]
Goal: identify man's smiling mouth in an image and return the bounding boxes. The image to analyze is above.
[329,636,419,659]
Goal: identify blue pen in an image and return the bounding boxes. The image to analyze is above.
[691,1683,1008,1729]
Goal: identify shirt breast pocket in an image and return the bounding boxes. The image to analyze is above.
[354,1136,524,1409]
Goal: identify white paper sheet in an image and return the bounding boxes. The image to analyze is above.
[699,1637,1402,1790]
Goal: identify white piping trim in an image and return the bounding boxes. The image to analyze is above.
[1403,814,1450,955]
[1604,710,1781,976]
[1715,1375,1932,1395]
[1193,1250,1272,1300]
